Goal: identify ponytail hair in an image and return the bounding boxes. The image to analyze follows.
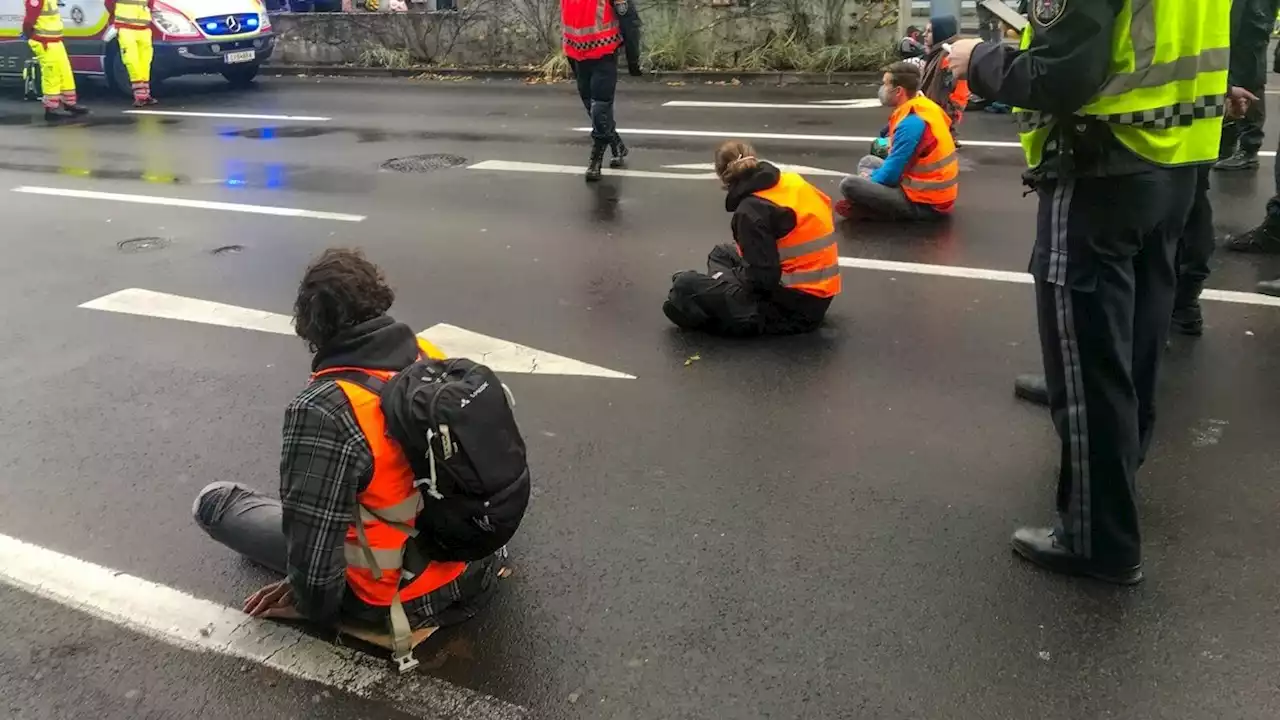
[714,140,760,185]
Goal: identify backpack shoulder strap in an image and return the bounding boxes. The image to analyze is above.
[313,369,388,395]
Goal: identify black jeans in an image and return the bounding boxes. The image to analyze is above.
[568,52,619,147]
[1176,165,1215,297]
[1031,167,1198,569]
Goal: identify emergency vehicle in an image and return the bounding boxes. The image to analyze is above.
[0,0,274,94]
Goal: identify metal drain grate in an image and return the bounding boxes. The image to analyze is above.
[117,237,169,253]
[380,154,468,173]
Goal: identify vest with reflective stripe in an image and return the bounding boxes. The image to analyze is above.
[314,338,467,609]
[1016,0,1230,168]
[889,95,959,211]
[562,0,622,61]
[32,0,63,42]
[749,171,841,299]
[113,0,151,29]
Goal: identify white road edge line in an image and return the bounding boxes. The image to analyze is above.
[12,186,366,222]
[662,99,881,110]
[838,256,1280,307]
[124,110,332,122]
[575,128,1280,157]
[0,532,528,720]
[79,288,638,378]
[467,159,716,180]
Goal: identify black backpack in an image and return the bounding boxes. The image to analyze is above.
[337,358,531,562]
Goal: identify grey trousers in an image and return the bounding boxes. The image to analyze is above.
[839,156,945,222]
[192,481,287,573]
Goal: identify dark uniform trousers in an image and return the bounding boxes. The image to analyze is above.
[568,51,619,148]
[1033,166,1198,567]
[1176,166,1214,301]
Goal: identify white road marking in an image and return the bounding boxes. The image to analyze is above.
[12,186,366,222]
[663,161,846,177]
[838,256,1280,307]
[467,159,715,180]
[0,532,527,720]
[662,99,882,110]
[80,289,638,378]
[124,110,332,122]
[573,128,1280,156]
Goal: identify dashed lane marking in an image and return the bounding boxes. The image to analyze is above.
[0,532,528,720]
[837,256,1280,308]
[79,288,638,379]
[12,186,365,222]
[123,110,332,121]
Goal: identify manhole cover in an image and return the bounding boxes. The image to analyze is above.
[117,237,169,253]
[380,154,468,173]
[212,244,245,255]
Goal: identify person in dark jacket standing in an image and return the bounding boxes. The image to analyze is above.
[1215,0,1278,171]
[562,0,642,181]
[663,140,841,336]
[948,0,1230,583]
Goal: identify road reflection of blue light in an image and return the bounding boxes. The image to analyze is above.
[225,174,248,187]
[265,163,285,189]
[260,127,276,140]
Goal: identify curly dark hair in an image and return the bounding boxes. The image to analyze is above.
[293,248,395,352]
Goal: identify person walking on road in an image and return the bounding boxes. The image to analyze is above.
[193,249,500,653]
[1214,0,1278,171]
[23,0,90,120]
[562,0,642,181]
[948,0,1230,584]
[663,140,841,336]
[106,0,158,107]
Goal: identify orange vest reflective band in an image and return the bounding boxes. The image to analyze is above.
[888,95,959,212]
[749,171,841,299]
[562,0,622,61]
[312,337,466,610]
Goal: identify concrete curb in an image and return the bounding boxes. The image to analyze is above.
[263,64,882,86]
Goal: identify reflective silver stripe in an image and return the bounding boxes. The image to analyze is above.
[344,543,403,571]
[1130,0,1156,71]
[901,175,958,191]
[912,151,956,174]
[781,265,839,286]
[777,234,836,261]
[1098,47,1229,98]
[360,495,422,524]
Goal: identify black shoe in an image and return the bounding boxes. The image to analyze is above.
[585,144,605,182]
[1171,303,1204,336]
[1224,224,1280,254]
[63,103,90,116]
[1011,527,1143,585]
[609,136,628,168]
[44,107,72,121]
[1257,278,1280,296]
[1213,149,1259,171]
[1013,373,1049,406]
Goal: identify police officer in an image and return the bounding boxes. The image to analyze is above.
[1214,0,1278,171]
[948,0,1229,583]
[561,0,642,181]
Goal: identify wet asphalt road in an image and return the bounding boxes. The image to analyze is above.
[0,74,1279,719]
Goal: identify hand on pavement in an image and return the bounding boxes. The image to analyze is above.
[947,38,983,80]
[243,579,303,620]
[1227,86,1259,119]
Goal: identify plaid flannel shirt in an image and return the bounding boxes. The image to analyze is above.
[278,378,496,627]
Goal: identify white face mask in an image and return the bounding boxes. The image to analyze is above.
[878,85,896,107]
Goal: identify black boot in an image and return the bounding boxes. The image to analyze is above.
[585,143,605,182]
[62,103,90,116]
[1257,278,1280,297]
[44,106,72,121]
[1224,223,1280,254]
[1013,373,1049,406]
[1213,149,1259,171]
[609,136,629,169]
[1011,527,1143,585]
[1171,281,1204,336]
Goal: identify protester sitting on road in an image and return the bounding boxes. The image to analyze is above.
[920,15,970,136]
[899,26,926,59]
[835,62,958,222]
[663,140,840,336]
[193,248,500,635]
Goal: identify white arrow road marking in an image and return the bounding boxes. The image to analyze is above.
[0,532,527,720]
[662,161,847,177]
[13,187,366,222]
[79,288,638,378]
[662,99,882,110]
[124,110,332,122]
[467,159,715,180]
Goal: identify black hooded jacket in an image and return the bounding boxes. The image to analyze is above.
[724,161,833,327]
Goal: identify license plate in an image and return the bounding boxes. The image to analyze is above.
[224,50,255,64]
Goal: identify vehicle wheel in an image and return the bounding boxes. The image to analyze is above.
[107,42,133,98]
[222,65,260,88]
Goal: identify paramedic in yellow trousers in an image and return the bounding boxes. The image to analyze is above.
[23,0,90,120]
[106,0,157,106]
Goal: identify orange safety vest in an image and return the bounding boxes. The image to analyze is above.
[312,337,466,611]
[888,95,959,213]
[561,0,622,61]
[747,171,841,299]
